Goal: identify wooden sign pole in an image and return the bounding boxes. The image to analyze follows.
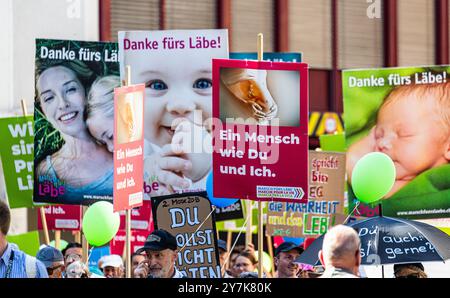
[74,231,81,244]
[245,200,252,246]
[124,65,132,279]
[54,230,61,249]
[21,99,50,245]
[82,206,89,263]
[256,33,264,278]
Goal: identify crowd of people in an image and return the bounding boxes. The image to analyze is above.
[0,200,428,279]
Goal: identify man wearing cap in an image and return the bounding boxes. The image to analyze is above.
[274,241,303,278]
[36,246,65,278]
[217,239,233,278]
[133,229,186,278]
[101,254,124,278]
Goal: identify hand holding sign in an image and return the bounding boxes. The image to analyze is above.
[82,201,120,246]
[351,152,396,204]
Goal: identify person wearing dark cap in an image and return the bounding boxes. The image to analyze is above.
[216,239,233,278]
[394,263,427,278]
[36,246,65,278]
[133,229,186,278]
[274,241,303,278]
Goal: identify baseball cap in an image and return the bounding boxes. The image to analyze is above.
[275,241,303,256]
[217,239,227,252]
[135,229,178,254]
[100,255,123,269]
[36,245,64,268]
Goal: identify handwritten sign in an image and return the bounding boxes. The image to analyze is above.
[152,193,221,278]
[267,151,346,237]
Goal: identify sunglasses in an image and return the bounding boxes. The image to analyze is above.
[47,264,63,275]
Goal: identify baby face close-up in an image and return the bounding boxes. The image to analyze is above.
[125,51,212,148]
[374,93,450,183]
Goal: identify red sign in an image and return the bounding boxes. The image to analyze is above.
[37,205,82,231]
[118,201,153,231]
[113,84,145,211]
[110,230,151,255]
[212,59,308,202]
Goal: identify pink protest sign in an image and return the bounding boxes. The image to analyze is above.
[110,229,151,256]
[118,200,153,231]
[113,84,145,212]
[37,205,82,231]
[212,59,308,202]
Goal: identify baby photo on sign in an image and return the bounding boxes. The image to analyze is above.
[34,39,119,205]
[219,67,300,127]
[343,66,450,219]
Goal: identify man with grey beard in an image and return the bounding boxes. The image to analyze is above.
[133,229,186,278]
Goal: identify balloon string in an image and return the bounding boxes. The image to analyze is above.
[178,205,217,253]
[344,201,361,224]
[220,200,258,274]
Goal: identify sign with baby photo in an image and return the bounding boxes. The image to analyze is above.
[0,116,34,208]
[152,192,221,278]
[212,59,309,202]
[113,84,144,211]
[343,66,450,219]
[267,151,347,237]
[117,30,229,200]
[34,39,119,206]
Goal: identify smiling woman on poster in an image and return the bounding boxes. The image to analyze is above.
[34,60,114,204]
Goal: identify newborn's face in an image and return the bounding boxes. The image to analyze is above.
[375,95,449,182]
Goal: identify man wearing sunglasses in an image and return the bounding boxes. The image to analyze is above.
[36,246,65,278]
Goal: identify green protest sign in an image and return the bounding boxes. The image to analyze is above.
[7,231,41,256]
[0,116,34,208]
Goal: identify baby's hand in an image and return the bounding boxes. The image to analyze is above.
[143,143,192,191]
[171,120,212,182]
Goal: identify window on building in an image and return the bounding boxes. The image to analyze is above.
[338,0,384,69]
[231,0,274,52]
[165,0,216,29]
[398,0,435,66]
[110,0,160,41]
[289,0,332,68]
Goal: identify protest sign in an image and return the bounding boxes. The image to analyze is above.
[213,200,244,222]
[37,204,82,231]
[212,59,308,202]
[118,201,153,231]
[110,230,149,256]
[7,231,41,256]
[113,84,144,211]
[343,66,450,219]
[152,192,221,278]
[34,39,118,205]
[267,151,346,237]
[0,116,34,208]
[230,52,302,62]
[118,30,229,200]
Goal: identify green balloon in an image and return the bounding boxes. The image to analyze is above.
[351,152,396,204]
[49,239,68,251]
[255,251,273,273]
[82,201,120,247]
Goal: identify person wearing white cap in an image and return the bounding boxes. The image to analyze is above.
[100,254,124,278]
